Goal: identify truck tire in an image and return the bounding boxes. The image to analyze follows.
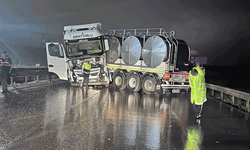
[127,73,141,92]
[142,75,157,94]
[113,71,126,89]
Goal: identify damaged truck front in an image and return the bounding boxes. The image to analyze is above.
[45,23,110,87]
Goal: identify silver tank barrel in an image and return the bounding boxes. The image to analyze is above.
[106,36,121,63]
[142,36,170,67]
[121,36,142,65]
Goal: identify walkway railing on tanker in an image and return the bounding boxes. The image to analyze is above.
[206,83,250,113]
[103,28,176,38]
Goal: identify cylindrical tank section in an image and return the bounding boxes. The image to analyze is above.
[121,36,142,65]
[106,36,121,63]
[142,36,169,68]
[107,35,170,68]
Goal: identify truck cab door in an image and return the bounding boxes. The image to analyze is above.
[46,42,68,80]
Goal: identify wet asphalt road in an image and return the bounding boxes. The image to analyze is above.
[0,83,249,150]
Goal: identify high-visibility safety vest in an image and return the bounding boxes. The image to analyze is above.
[184,127,202,150]
[82,62,91,74]
[189,67,207,105]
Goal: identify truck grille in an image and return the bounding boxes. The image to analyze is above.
[74,68,100,77]
[91,73,98,76]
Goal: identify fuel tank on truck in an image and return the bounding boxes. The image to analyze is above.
[106,36,121,63]
[142,36,170,68]
[121,36,143,65]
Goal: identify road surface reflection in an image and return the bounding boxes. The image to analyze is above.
[0,85,203,150]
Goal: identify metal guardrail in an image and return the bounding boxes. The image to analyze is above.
[10,74,49,86]
[8,74,67,90]
[206,83,250,113]
[9,67,49,85]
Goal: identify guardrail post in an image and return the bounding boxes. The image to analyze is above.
[211,90,214,97]
[25,76,28,84]
[246,101,249,112]
[221,92,223,101]
[37,76,39,82]
[231,96,235,105]
[10,77,13,85]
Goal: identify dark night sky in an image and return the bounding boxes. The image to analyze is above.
[0,0,250,66]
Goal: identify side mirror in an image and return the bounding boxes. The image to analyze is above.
[104,39,109,51]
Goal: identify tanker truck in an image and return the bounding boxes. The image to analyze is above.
[45,23,190,94]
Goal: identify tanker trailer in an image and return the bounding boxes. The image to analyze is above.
[105,28,190,94]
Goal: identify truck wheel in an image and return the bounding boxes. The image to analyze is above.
[142,75,156,94]
[113,71,126,89]
[127,73,141,92]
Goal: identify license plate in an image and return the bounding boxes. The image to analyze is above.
[174,75,181,78]
[172,89,180,93]
[174,78,181,81]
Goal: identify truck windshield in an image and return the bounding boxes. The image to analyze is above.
[67,40,103,57]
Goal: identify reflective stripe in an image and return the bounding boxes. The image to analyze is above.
[195,102,205,105]
[199,104,203,114]
[195,82,205,86]
[196,96,207,101]
[107,65,163,74]
[195,89,205,93]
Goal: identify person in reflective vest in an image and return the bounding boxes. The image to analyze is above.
[81,61,91,88]
[189,63,207,119]
[0,51,12,93]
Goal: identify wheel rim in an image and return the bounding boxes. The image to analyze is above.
[144,79,153,91]
[115,76,122,86]
[129,77,136,88]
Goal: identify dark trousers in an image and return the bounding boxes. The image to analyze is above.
[83,73,89,87]
[1,73,9,91]
[192,104,203,116]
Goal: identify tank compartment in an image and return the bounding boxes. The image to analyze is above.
[106,36,121,63]
[121,36,142,65]
[142,36,170,67]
